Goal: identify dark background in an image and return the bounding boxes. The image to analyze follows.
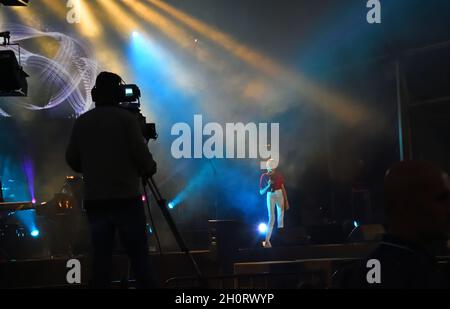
[1,0,450,231]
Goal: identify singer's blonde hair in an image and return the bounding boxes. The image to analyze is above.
[266,159,277,170]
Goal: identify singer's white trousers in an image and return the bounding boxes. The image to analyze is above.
[265,189,285,243]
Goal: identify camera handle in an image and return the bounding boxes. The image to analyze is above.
[141,176,205,287]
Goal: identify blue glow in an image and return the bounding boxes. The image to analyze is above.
[30,229,40,238]
[127,32,267,229]
[1,156,38,235]
[127,31,201,134]
[353,221,359,228]
[169,164,210,210]
[258,223,268,234]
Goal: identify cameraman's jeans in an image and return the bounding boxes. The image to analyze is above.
[85,197,156,289]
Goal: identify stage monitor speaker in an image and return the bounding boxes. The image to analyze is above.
[208,220,239,260]
[347,224,386,242]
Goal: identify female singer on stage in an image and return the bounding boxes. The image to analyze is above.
[259,159,289,248]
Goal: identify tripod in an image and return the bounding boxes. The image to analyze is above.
[141,176,205,287]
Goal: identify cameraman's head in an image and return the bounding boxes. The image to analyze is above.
[91,72,122,107]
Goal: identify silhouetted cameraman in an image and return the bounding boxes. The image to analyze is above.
[66,72,157,289]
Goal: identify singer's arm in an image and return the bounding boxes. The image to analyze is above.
[259,174,272,195]
[282,184,289,210]
[260,184,271,196]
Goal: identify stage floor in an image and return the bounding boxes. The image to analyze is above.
[0,242,378,288]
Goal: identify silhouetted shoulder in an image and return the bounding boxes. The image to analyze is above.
[77,106,136,123]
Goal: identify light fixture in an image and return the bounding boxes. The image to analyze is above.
[0,0,29,6]
[258,223,268,234]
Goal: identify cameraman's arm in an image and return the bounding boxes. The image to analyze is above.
[127,117,157,177]
[65,122,82,173]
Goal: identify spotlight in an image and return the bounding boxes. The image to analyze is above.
[30,229,39,237]
[0,31,10,45]
[31,198,36,204]
[0,0,29,6]
[353,221,359,228]
[258,223,268,234]
[168,202,175,209]
[0,50,29,96]
[132,31,139,38]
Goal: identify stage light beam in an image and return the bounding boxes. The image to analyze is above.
[97,0,143,39]
[122,0,226,73]
[148,0,373,126]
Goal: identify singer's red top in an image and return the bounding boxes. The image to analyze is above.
[260,171,284,192]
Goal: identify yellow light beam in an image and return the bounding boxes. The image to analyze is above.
[91,0,184,119]
[122,0,228,73]
[0,5,5,25]
[41,0,66,17]
[41,0,102,39]
[41,0,127,78]
[8,4,58,57]
[9,4,43,29]
[149,0,285,77]
[77,0,103,39]
[122,0,270,118]
[96,0,143,39]
[148,0,372,125]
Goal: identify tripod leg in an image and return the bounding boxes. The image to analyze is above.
[142,182,163,254]
[145,178,205,286]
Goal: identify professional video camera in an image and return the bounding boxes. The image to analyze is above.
[117,84,158,142]
[91,72,158,142]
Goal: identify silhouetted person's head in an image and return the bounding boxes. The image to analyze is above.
[384,161,450,244]
[92,72,122,106]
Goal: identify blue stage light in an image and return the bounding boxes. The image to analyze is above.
[168,202,175,209]
[30,229,40,237]
[258,223,268,234]
[353,221,359,228]
[146,223,153,234]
